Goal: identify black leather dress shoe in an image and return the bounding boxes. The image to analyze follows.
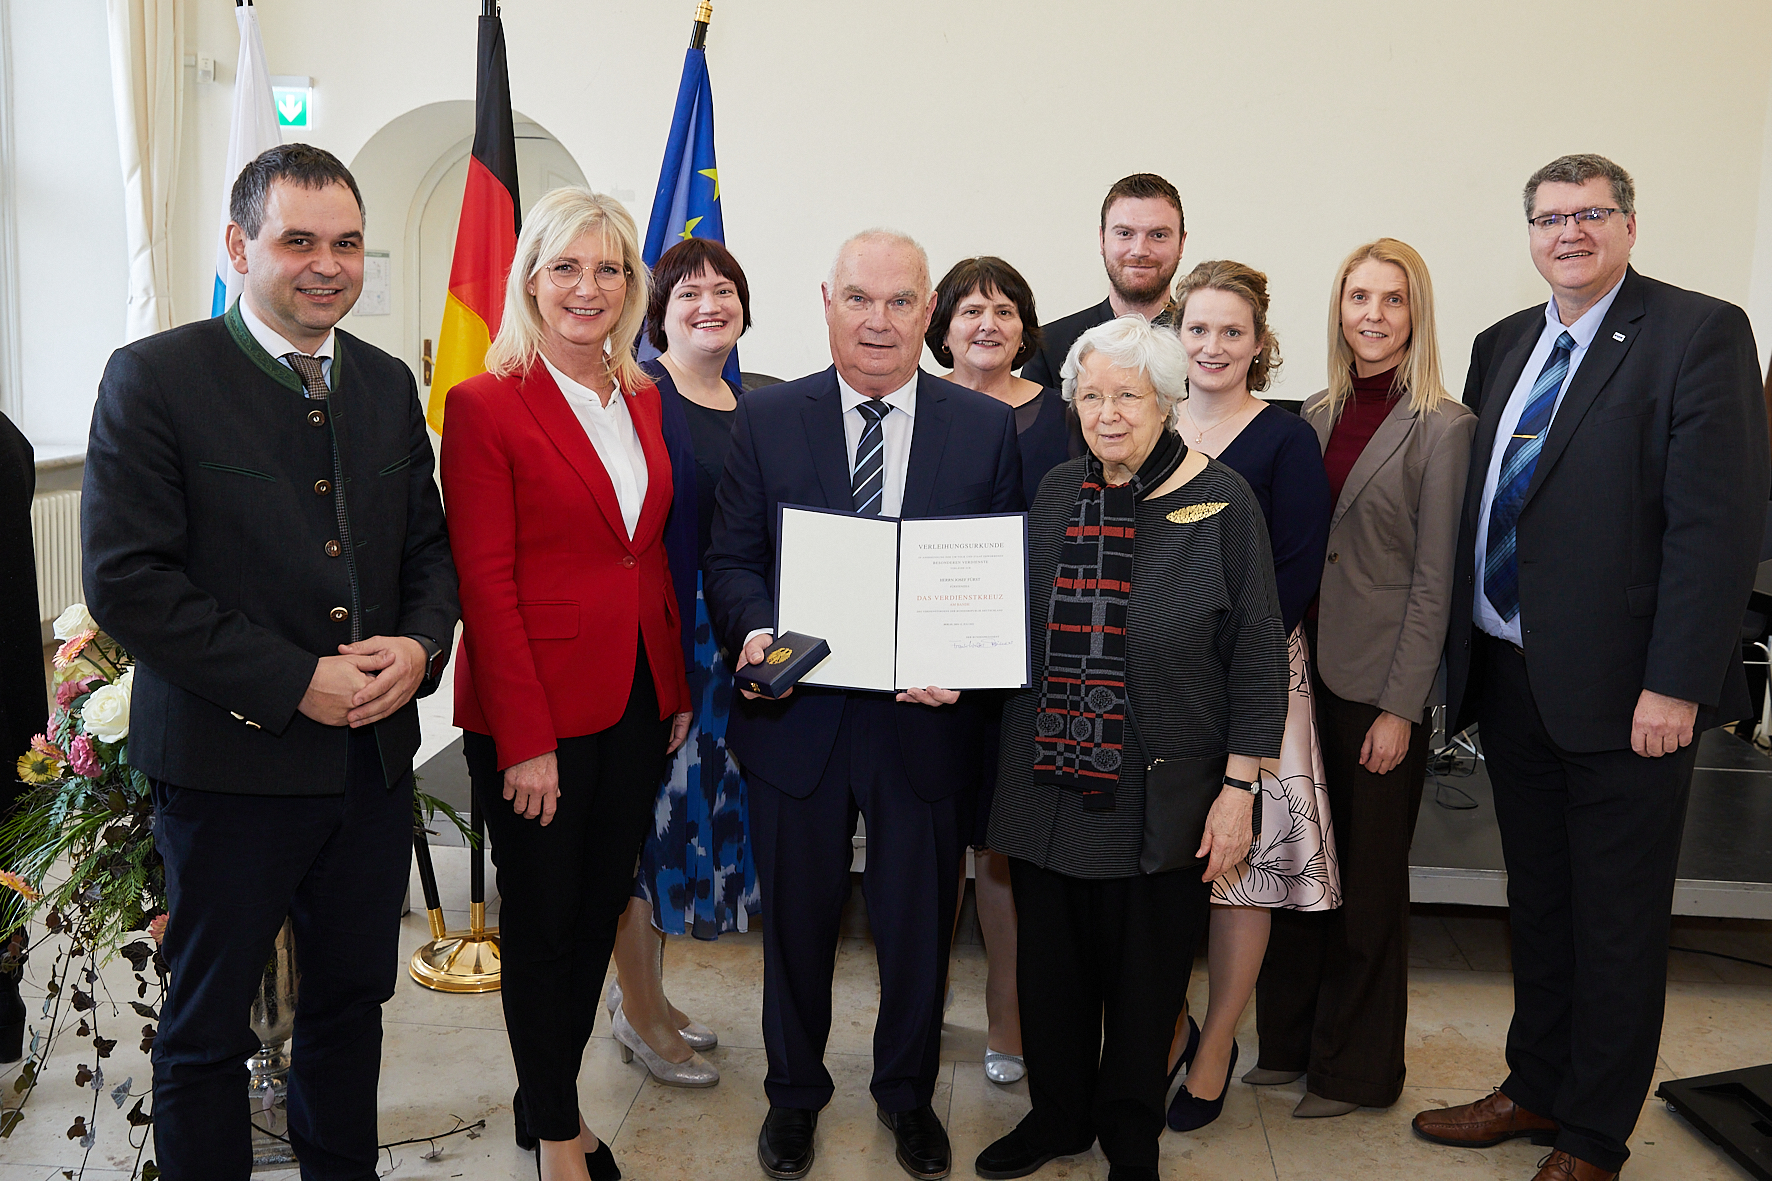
[758,1106,818,1179]
[876,1104,951,1179]
[975,1118,1094,1180]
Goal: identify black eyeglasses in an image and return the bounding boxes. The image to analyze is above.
[545,260,629,291]
[1528,207,1621,233]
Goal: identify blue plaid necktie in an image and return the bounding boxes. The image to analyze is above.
[851,399,888,515]
[1482,330,1576,623]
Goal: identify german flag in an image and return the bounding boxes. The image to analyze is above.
[426,3,519,434]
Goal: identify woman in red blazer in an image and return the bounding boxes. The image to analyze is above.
[441,187,691,1181]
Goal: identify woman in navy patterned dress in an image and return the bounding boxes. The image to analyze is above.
[605,239,760,1088]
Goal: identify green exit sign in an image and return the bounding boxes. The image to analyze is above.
[270,75,311,129]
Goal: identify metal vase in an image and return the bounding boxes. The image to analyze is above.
[247,917,299,1092]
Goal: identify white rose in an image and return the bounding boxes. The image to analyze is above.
[81,682,131,744]
[52,603,97,641]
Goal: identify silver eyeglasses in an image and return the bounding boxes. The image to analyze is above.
[545,260,629,290]
[1074,390,1149,411]
[1528,207,1620,233]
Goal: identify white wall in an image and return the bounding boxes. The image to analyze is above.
[9,0,126,450]
[17,0,1772,447]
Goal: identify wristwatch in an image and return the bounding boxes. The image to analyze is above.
[407,633,447,682]
[1222,774,1257,794]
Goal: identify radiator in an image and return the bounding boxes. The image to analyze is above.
[31,490,81,624]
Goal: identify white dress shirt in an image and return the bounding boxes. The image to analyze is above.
[1474,275,1627,645]
[745,371,921,649]
[541,355,649,539]
[240,297,334,389]
[838,372,918,518]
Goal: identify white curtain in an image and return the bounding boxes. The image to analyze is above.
[106,0,184,341]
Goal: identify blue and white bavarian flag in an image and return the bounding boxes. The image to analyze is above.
[210,1,280,317]
[641,44,736,382]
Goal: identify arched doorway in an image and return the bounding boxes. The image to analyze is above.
[346,101,587,394]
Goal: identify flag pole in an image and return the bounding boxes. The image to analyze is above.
[690,0,712,49]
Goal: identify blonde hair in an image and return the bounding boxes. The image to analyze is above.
[1170,260,1282,393]
[1315,238,1449,425]
[484,187,652,393]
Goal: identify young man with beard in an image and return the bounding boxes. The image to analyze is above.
[1020,173,1187,387]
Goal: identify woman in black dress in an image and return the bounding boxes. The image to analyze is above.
[1162,261,1337,1133]
[927,256,1073,508]
[926,256,1078,1086]
[605,238,758,1089]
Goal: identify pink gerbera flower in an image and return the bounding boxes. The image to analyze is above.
[0,870,39,902]
[53,629,97,670]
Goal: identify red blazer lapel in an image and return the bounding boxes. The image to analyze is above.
[628,381,673,550]
[515,364,627,542]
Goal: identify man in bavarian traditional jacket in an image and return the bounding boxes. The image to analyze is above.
[82,144,458,1181]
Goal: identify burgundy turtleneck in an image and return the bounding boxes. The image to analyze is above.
[1323,366,1400,504]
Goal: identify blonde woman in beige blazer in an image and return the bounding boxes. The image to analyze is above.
[1250,239,1475,1119]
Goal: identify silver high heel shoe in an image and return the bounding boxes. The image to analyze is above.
[610,1006,719,1088]
[983,1050,1026,1084]
[606,978,718,1051]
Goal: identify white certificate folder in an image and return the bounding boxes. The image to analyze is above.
[773,504,1030,693]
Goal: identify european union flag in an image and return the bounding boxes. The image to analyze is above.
[642,46,738,384]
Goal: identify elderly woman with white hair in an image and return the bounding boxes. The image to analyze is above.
[977,315,1288,1181]
[441,186,693,1181]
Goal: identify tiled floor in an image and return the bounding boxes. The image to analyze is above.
[3,855,1768,1180]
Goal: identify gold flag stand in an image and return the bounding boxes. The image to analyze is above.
[409,792,501,992]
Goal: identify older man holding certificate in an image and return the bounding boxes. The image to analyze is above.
[706,229,1023,1181]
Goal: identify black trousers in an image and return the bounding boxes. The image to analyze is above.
[1010,858,1210,1170]
[1477,635,1695,1173]
[152,728,409,1181]
[748,694,963,1113]
[1256,671,1428,1107]
[466,644,669,1142]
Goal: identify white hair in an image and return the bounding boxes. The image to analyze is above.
[825,228,931,293]
[1060,314,1189,415]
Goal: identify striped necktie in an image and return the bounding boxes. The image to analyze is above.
[851,398,888,515]
[1482,330,1575,623]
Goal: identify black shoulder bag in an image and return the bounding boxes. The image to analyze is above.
[1122,695,1257,876]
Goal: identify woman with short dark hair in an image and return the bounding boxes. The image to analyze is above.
[926,255,1078,1088]
[604,236,760,1091]
[927,256,1073,507]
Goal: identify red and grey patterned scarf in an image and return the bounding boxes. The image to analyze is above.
[1033,429,1187,810]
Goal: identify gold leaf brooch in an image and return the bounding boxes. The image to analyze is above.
[1166,501,1229,524]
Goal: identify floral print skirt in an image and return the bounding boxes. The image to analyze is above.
[1210,625,1342,910]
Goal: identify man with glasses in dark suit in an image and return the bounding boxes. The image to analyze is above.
[1419,153,1766,1181]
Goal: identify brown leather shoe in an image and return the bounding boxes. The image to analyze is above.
[1532,1149,1618,1180]
[1412,1089,1558,1148]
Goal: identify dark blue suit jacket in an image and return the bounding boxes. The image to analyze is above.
[705,366,1024,800]
[1446,267,1767,750]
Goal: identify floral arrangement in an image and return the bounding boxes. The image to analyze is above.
[0,604,162,1174]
